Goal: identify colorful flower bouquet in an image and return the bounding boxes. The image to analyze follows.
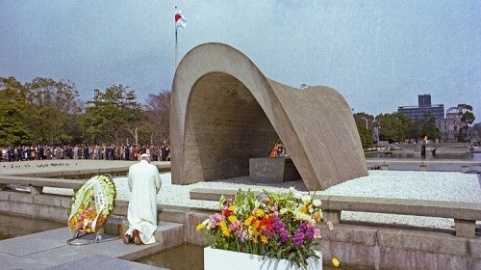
[68,174,116,235]
[197,188,334,269]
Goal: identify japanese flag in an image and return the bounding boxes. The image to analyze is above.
[175,10,187,29]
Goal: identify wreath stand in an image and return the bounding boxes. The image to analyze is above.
[67,228,121,246]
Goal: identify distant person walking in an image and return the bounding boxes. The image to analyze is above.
[123,153,161,245]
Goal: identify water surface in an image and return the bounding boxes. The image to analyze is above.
[0,211,64,240]
[137,243,204,270]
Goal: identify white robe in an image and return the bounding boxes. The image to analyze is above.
[125,160,161,244]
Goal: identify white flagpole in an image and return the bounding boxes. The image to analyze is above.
[175,27,178,67]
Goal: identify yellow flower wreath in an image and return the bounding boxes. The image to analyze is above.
[67,174,116,234]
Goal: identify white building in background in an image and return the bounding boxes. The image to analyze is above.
[438,107,468,142]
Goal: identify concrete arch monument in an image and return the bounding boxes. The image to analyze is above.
[170,42,367,190]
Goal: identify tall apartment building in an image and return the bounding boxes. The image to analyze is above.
[398,94,445,122]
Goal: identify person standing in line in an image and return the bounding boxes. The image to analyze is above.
[124,144,130,161]
[161,142,170,161]
[82,145,89,159]
[132,145,138,161]
[73,145,79,159]
[123,153,161,245]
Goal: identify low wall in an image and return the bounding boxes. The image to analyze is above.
[318,223,481,269]
[366,159,481,173]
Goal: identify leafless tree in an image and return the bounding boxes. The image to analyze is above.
[145,90,171,144]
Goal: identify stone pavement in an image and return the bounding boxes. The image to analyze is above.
[0,227,168,270]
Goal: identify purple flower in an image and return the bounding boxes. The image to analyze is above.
[305,226,315,239]
[279,229,290,243]
[238,230,248,242]
[294,230,305,247]
[272,217,286,231]
[294,222,313,246]
[272,217,291,243]
[263,228,275,237]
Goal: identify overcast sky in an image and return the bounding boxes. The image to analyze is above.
[1,1,480,121]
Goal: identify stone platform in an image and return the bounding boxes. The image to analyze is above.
[0,220,184,270]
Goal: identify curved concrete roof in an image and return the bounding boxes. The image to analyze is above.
[171,42,367,190]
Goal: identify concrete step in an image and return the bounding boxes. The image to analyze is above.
[104,215,185,252]
[153,221,185,250]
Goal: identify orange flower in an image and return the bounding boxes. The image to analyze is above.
[261,235,268,244]
[259,215,274,231]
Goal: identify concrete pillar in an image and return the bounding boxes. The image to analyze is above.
[323,210,341,224]
[30,186,43,195]
[454,219,476,238]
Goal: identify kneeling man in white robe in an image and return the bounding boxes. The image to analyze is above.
[124,153,161,244]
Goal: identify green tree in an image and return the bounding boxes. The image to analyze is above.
[353,112,373,148]
[84,85,142,145]
[411,113,439,141]
[376,112,412,143]
[357,124,373,149]
[24,77,82,145]
[457,104,475,142]
[0,77,33,145]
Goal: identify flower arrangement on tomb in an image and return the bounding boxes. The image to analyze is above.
[68,174,116,235]
[196,188,337,269]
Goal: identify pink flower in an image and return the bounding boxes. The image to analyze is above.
[209,213,224,228]
[229,220,241,232]
[327,221,334,230]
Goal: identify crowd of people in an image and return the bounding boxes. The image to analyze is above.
[0,142,171,162]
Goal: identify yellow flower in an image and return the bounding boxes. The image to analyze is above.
[196,223,205,231]
[244,216,254,226]
[332,257,340,268]
[255,208,265,217]
[219,220,230,237]
[228,215,238,223]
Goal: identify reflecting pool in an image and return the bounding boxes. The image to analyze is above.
[0,211,64,240]
[136,243,204,270]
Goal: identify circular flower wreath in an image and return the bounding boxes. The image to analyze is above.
[68,174,116,235]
